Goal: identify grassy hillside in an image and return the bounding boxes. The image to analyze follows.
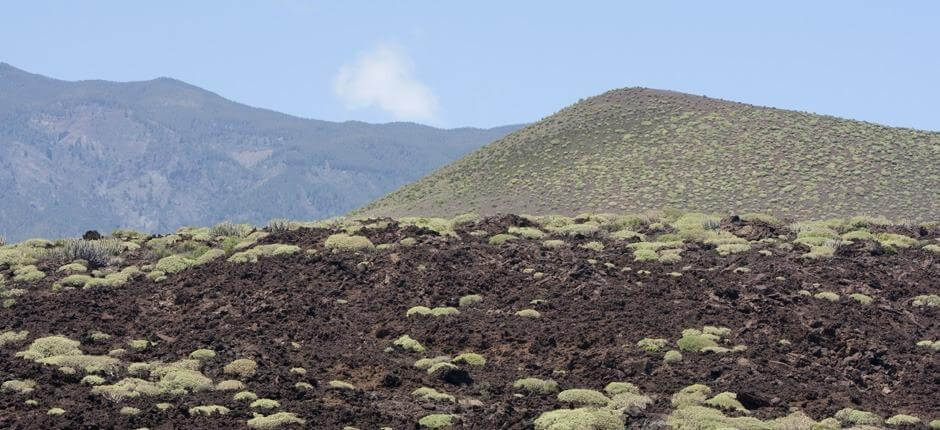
[0,63,520,242]
[357,88,939,221]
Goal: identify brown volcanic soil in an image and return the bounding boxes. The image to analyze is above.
[1,216,938,429]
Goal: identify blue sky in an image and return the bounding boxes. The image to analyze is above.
[2,1,938,130]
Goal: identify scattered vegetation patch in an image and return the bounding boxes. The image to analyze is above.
[557,389,610,406]
[704,392,747,412]
[324,234,375,252]
[393,335,425,353]
[250,398,281,409]
[418,413,458,429]
[488,234,518,245]
[834,408,883,426]
[515,309,541,318]
[189,405,230,416]
[458,294,483,307]
[636,338,667,353]
[412,386,456,403]
[247,412,306,429]
[814,291,840,302]
[0,330,29,347]
[223,358,258,378]
[513,378,560,395]
[2,379,36,394]
[452,352,486,366]
[533,407,624,430]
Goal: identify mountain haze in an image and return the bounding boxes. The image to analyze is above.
[0,63,520,241]
[359,88,939,221]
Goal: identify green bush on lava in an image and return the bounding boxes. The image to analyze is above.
[188,405,230,416]
[636,338,667,353]
[247,412,306,429]
[488,233,518,245]
[414,356,452,370]
[412,386,456,403]
[885,414,921,426]
[13,265,45,282]
[418,413,458,429]
[834,408,883,426]
[632,248,658,262]
[393,335,426,353]
[227,244,301,263]
[603,382,639,396]
[508,226,546,239]
[223,358,258,378]
[704,392,747,412]
[671,384,712,408]
[216,380,245,391]
[580,241,605,251]
[849,293,873,305]
[666,405,768,429]
[458,294,483,307]
[234,391,258,402]
[513,377,560,395]
[663,350,683,364]
[80,375,105,385]
[0,330,29,347]
[814,291,840,302]
[2,379,36,394]
[452,352,486,366]
[189,348,216,360]
[557,389,610,407]
[119,406,141,416]
[516,309,541,318]
[325,234,375,252]
[328,380,357,391]
[533,408,624,430]
[47,407,66,416]
[912,294,940,307]
[875,233,918,249]
[677,329,719,352]
[250,398,281,409]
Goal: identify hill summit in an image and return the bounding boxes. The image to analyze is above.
[358,87,939,221]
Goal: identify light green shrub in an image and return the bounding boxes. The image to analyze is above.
[325,234,375,252]
[328,380,356,391]
[557,389,610,406]
[393,335,425,353]
[81,375,105,385]
[912,294,940,307]
[516,309,541,318]
[0,330,28,347]
[188,405,230,416]
[2,379,36,394]
[189,348,216,360]
[509,227,546,239]
[406,306,432,317]
[489,234,518,245]
[412,386,456,403]
[603,382,639,396]
[834,408,882,426]
[154,255,194,274]
[513,377,559,395]
[216,380,245,391]
[458,294,483,307]
[849,293,873,305]
[814,291,840,302]
[580,241,605,251]
[636,338,667,353]
[418,414,458,429]
[13,265,45,282]
[234,390,258,401]
[120,406,141,416]
[247,412,306,429]
[542,239,567,248]
[47,407,66,416]
[533,408,623,430]
[452,352,486,366]
[557,223,601,238]
[223,358,258,378]
[705,392,747,412]
[414,356,452,370]
[677,329,719,352]
[250,398,281,409]
[671,384,712,407]
[885,414,921,426]
[663,350,683,364]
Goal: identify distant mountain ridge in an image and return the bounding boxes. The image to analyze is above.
[358,87,939,221]
[0,63,521,241]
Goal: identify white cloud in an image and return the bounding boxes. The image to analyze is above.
[333,43,438,122]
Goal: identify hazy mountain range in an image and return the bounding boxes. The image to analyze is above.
[0,63,520,241]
